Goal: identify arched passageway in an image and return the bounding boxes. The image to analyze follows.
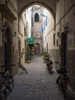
[9,3,74,100]
[19,3,55,62]
[18,0,56,19]
[18,1,56,28]
[0,0,75,100]
[8,3,65,100]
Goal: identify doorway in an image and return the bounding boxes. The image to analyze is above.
[34,43,40,55]
[18,40,21,64]
[4,25,11,71]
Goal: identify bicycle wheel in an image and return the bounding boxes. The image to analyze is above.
[0,81,6,100]
[8,75,14,92]
[56,76,61,85]
[5,73,14,93]
[63,80,67,99]
[63,87,66,100]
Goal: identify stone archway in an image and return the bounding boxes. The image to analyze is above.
[18,0,56,21]
[18,0,56,59]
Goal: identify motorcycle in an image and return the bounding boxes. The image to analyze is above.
[45,56,53,73]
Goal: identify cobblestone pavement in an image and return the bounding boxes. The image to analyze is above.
[7,56,64,100]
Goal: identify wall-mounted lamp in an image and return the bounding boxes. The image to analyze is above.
[57,32,61,37]
[12,32,16,37]
[64,26,69,33]
[57,26,69,37]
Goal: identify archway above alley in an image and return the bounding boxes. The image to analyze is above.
[19,4,55,62]
[18,0,56,20]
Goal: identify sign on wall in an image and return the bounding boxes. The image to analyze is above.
[27,38,34,44]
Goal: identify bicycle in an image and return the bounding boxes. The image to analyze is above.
[55,61,68,99]
[0,64,15,100]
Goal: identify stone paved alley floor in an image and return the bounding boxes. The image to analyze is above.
[7,56,67,100]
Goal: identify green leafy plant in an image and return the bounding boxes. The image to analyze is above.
[25,44,31,62]
[42,52,50,61]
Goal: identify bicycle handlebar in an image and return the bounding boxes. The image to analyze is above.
[54,61,61,66]
[55,61,68,74]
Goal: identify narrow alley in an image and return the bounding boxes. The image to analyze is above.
[0,0,75,100]
[7,56,64,100]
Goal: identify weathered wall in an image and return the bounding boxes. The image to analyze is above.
[0,0,19,75]
[67,50,75,90]
[42,7,59,67]
[18,8,32,66]
[26,8,32,37]
[42,0,75,91]
[19,17,27,66]
[56,0,75,91]
[49,49,60,70]
[42,8,55,51]
[32,6,43,54]
[8,0,19,75]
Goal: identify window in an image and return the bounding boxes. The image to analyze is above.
[34,13,39,22]
[53,34,55,46]
[57,39,58,47]
[36,34,38,36]
[24,27,26,36]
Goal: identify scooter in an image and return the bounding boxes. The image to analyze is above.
[45,56,53,73]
